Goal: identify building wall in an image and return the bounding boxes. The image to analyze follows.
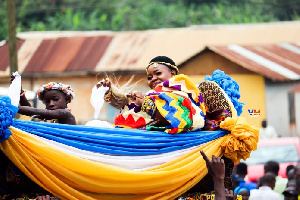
[265,81,300,137]
[181,51,265,128]
[296,93,300,136]
[179,51,256,75]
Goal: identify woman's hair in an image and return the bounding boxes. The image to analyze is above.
[148,56,178,74]
[149,56,176,66]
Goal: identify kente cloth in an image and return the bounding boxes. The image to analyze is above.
[0,95,259,200]
[114,102,154,129]
[177,192,243,200]
[115,74,206,134]
[145,74,206,134]
[115,74,238,134]
[203,109,231,131]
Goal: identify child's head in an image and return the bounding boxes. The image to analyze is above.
[146,56,179,89]
[37,82,75,110]
[235,187,250,200]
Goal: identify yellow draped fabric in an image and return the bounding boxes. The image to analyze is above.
[1,117,259,200]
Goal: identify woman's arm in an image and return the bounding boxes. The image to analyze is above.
[18,106,76,125]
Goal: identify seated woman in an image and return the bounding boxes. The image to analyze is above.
[97,56,238,197]
[98,56,235,134]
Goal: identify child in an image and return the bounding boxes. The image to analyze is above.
[18,82,76,125]
[10,74,76,125]
[0,78,76,199]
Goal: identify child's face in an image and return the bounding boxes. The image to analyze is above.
[42,90,68,110]
[147,64,176,89]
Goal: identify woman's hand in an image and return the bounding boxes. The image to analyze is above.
[96,78,111,89]
[126,91,144,106]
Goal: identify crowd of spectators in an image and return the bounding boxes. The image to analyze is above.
[231,161,299,200]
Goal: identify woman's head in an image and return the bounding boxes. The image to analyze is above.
[37,82,75,109]
[146,56,178,89]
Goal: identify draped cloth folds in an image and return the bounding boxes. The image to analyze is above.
[0,117,258,200]
[0,95,259,200]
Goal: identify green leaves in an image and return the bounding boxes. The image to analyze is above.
[0,0,299,41]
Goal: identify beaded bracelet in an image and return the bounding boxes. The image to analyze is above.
[141,98,157,117]
[20,89,26,97]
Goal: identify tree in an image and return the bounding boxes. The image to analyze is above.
[0,0,299,41]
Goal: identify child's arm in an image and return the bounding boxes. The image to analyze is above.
[19,90,32,106]
[18,106,76,125]
[10,74,31,106]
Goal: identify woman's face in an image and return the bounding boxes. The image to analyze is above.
[147,63,176,89]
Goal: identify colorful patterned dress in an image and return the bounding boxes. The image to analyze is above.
[114,74,207,133]
[114,74,235,134]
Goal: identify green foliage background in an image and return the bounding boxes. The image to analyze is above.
[0,0,300,40]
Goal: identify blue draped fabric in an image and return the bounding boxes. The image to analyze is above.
[14,120,227,156]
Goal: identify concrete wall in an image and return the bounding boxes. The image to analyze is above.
[181,51,265,128]
[265,81,300,137]
[296,93,300,136]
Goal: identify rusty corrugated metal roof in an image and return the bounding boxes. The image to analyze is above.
[95,31,152,72]
[24,36,113,74]
[0,40,24,72]
[207,43,300,81]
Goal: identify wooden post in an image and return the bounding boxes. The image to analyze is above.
[6,0,18,74]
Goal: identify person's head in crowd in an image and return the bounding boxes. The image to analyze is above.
[262,120,267,128]
[293,163,300,180]
[261,172,277,189]
[282,186,298,200]
[286,165,294,179]
[235,162,248,179]
[264,161,280,176]
[234,186,250,200]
